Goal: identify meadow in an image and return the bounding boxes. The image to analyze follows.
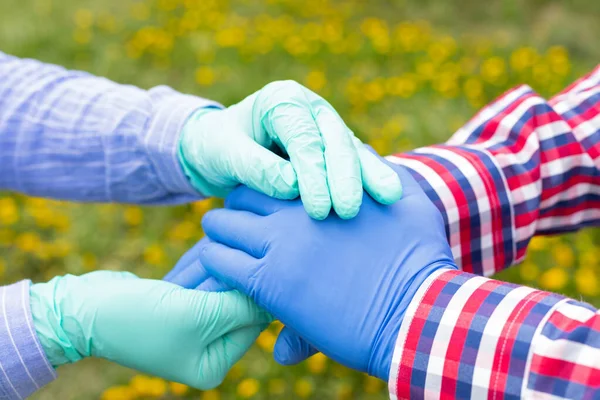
[0,0,598,398]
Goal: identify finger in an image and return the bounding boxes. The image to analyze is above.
[230,135,299,200]
[199,239,260,296]
[225,185,289,216]
[354,137,403,204]
[196,324,266,390]
[195,276,231,292]
[273,326,319,365]
[164,238,205,284]
[202,209,266,258]
[165,238,229,290]
[258,83,331,220]
[314,106,362,219]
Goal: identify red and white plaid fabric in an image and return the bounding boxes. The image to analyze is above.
[385,66,600,399]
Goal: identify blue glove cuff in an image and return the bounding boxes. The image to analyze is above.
[369,261,459,381]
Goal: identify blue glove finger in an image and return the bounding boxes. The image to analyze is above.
[355,139,404,205]
[199,238,260,295]
[258,83,331,220]
[202,209,265,258]
[273,326,318,365]
[225,186,288,216]
[195,275,230,292]
[164,238,205,284]
[164,237,231,291]
[314,106,362,219]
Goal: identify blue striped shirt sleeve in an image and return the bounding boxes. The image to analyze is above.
[0,281,56,400]
[0,51,222,205]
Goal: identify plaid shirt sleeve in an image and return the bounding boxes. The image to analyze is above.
[386,65,599,276]
[385,67,600,399]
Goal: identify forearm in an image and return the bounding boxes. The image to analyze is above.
[0,281,56,399]
[386,65,600,276]
[0,51,220,205]
[389,269,600,399]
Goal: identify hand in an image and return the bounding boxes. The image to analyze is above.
[30,271,271,389]
[196,159,457,380]
[179,80,402,220]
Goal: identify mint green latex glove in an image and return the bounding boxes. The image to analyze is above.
[179,80,403,220]
[30,271,271,389]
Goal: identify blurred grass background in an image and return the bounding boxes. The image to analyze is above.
[0,0,598,398]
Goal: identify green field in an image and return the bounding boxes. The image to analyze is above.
[0,0,598,398]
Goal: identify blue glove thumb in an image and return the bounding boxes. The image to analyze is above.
[273,327,318,365]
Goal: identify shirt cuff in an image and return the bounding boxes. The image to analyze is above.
[0,281,56,399]
[388,269,565,400]
[144,86,223,199]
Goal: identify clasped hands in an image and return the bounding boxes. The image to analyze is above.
[30,81,457,389]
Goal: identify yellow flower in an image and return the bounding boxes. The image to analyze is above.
[144,244,166,266]
[15,232,41,253]
[73,29,92,45]
[294,378,314,398]
[237,378,260,398]
[82,252,97,271]
[130,375,167,397]
[540,267,569,291]
[519,261,539,281]
[510,47,539,71]
[307,352,328,374]
[202,389,221,400]
[169,382,189,396]
[385,76,417,98]
[463,78,483,99]
[196,66,216,86]
[74,9,93,29]
[363,79,385,103]
[305,70,327,92]
[336,382,353,400]
[124,206,143,226]
[168,221,197,242]
[101,385,136,400]
[551,242,575,268]
[528,237,547,251]
[364,375,383,393]
[481,57,506,83]
[215,27,246,48]
[0,197,19,226]
[256,329,276,352]
[575,268,599,297]
[0,229,14,246]
[268,378,286,395]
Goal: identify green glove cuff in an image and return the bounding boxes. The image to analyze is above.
[178,107,231,198]
[30,279,84,367]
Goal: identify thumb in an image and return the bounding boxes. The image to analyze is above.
[273,326,319,365]
[195,324,266,390]
[229,135,299,200]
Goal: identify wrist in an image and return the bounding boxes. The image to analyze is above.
[30,278,84,367]
[369,261,458,381]
[178,107,231,198]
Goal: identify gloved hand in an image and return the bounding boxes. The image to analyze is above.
[30,271,271,389]
[179,80,403,220]
[196,160,458,380]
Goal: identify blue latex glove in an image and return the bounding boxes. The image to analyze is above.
[179,80,403,220]
[30,271,271,389]
[195,161,458,380]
